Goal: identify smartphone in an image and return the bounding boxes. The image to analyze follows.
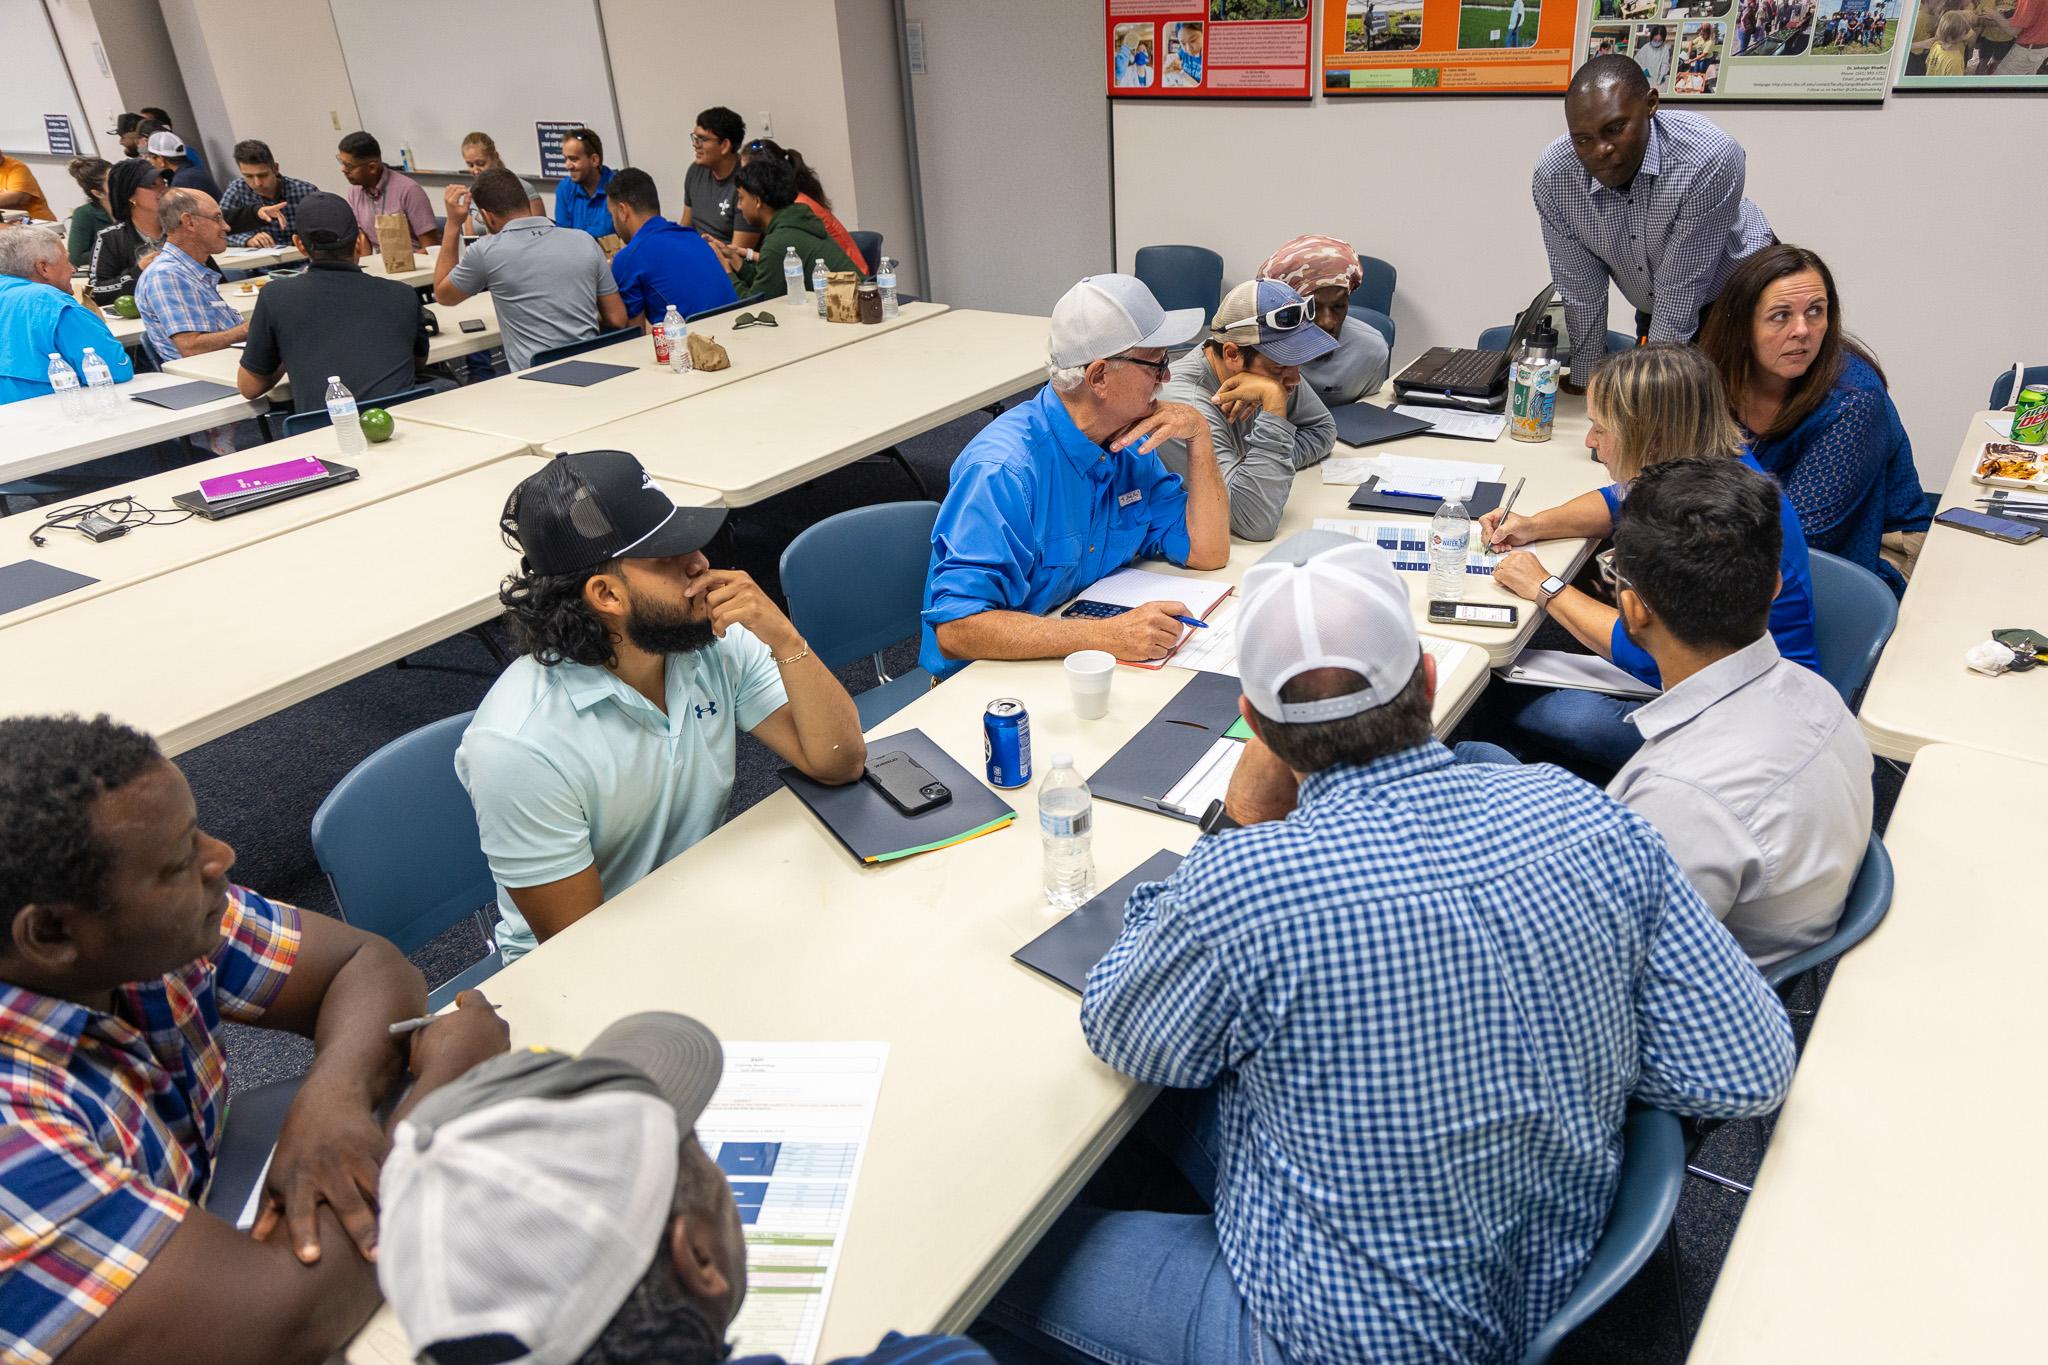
[1934,507,2042,545]
[460,318,486,334]
[864,751,952,816]
[1428,600,1519,628]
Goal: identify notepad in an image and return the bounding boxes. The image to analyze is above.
[1062,567,1234,670]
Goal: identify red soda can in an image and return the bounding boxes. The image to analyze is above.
[651,325,672,365]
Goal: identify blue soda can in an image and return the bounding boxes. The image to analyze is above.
[984,698,1032,788]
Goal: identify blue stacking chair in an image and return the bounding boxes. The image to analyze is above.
[1352,254,1398,316]
[278,382,438,438]
[1989,364,2048,408]
[779,502,940,730]
[1133,244,1224,324]
[849,230,883,273]
[1478,324,1635,355]
[687,293,766,323]
[1520,1107,1687,1365]
[529,325,642,368]
[1805,549,1898,708]
[310,712,502,1010]
[1355,305,1395,348]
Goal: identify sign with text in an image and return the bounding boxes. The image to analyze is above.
[1106,0,1315,98]
[1321,0,1579,92]
[535,121,584,179]
[43,115,76,157]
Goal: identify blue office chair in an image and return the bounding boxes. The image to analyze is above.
[1133,244,1224,325]
[1805,549,1898,708]
[278,382,439,439]
[311,712,502,1010]
[1989,364,2048,409]
[779,501,940,729]
[1352,254,1398,316]
[687,293,766,323]
[1477,325,1635,355]
[529,325,642,368]
[1355,306,1395,349]
[848,230,883,274]
[1521,1107,1686,1365]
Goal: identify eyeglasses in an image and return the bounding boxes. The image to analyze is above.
[689,133,720,148]
[1597,549,1634,595]
[1107,353,1172,382]
[733,311,779,330]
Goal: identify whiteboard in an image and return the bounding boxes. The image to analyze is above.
[0,0,89,156]
[326,0,624,180]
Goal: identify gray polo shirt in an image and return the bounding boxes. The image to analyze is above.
[1155,345,1338,542]
[683,163,740,243]
[1609,635,1873,968]
[1301,315,1392,407]
[446,217,617,371]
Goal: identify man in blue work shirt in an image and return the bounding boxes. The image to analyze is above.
[552,126,616,240]
[604,166,737,327]
[0,225,133,405]
[919,274,1231,682]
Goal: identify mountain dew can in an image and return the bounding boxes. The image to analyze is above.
[2014,387,2048,446]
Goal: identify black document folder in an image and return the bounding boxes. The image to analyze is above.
[519,360,633,387]
[781,728,1016,864]
[0,560,98,617]
[1086,670,1242,825]
[1349,477,1505,518]
[1012,849,1183,993]
[128,379,239,410]
[1329,401,1435,449]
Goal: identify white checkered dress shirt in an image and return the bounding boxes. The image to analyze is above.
[1082,741,1795,1364]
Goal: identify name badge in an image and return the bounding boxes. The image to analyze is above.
[1117,490,1142,508]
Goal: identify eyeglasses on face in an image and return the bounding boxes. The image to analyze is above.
[1107,353,1172,382]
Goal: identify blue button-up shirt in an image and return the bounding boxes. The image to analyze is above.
[0,274,134,405]
[134,242,241,364]
[1532,109,1774,380]
[1083,741,1795,1364]
[552,165,616,239]
[919,384,1193,680]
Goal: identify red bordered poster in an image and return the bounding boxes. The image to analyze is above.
[1106,0,1317,98]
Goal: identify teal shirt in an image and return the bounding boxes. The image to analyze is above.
[0,273,134,405]
[455,631,789,960]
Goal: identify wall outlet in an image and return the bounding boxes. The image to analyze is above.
[758,109,773,139]
[330,110,342,130]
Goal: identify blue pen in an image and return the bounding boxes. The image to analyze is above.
[1173,615,1209,630]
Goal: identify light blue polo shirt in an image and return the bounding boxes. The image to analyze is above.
[455,629,788,961]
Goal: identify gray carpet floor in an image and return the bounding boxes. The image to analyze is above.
[35,389,1902,1363]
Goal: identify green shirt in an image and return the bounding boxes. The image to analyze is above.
[66,201,113,269]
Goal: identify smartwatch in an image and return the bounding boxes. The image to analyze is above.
[1199,798,1239,836]
[1537,574,1568,601]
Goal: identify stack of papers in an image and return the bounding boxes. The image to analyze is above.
[1321,454,1505,497]
[1164,599,1477,685]
[1497,649,1659,699]
[1312,518,1505,576]
[1391,405,1510,442]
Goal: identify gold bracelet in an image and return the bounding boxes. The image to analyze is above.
[773,640,811,667]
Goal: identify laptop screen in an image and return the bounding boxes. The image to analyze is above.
[1499,283,1559,355]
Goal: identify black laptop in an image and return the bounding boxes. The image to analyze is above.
[1392,284,1557,411]
[171,462,360,519]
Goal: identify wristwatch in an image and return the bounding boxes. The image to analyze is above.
[1537,574,1568,601]
[1199,798,1239,836]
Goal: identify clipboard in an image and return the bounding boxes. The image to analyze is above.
[1085,670,1242,824]
[1012,849,1183,994]
[1348,477,1505,518]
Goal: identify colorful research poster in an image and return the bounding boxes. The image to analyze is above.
[1106,0,1317,98]
[1893,0,2048,87]
[1583,0,1898,98]
[1319,0,1581,90]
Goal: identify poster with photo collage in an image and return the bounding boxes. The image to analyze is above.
[1892,0,2048,88]
[1582,0,1897,98]
[1105,0,1316,98]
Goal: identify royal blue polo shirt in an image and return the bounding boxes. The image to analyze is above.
[552,165,615,239]
[609,215,737,324]
[919,384,1193,681]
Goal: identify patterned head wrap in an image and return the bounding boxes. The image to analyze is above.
[1258,234,1363,298]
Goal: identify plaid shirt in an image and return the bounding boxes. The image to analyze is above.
[134,242,243,365]
[1531,109,1774,380]
[218,173,318,247]
[0,887,300,1364]
[1082,742,1794,1364]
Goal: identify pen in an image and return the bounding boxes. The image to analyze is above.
[1490,477,1526,551]
[1172,615,1209,630]
[388,1015,438,1037]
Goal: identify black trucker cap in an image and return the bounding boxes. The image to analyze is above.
[501,450,727,576]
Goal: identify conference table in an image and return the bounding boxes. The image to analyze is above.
[0,370,270,486]
[1688,742,2048,1362]
[1857,410,2044,764]
[157,293,505,399]
[0,456,717,756]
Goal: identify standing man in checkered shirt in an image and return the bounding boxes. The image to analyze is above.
[978,534,1794,1364]
[1533,54,1774,394]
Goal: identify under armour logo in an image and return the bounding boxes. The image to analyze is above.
[694,701,718,720]
[718,196,731,214]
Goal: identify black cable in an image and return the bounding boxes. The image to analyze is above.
[29,496,195,547]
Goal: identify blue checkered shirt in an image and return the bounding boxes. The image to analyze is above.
[218,172,318,246]
[1082,741,1794,1364]
[1531,109,1774,381]
[135,242,242,364]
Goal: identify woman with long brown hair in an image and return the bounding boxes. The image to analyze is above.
[1696,243,1927,594]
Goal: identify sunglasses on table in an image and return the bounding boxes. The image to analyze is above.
[733,311,779,330]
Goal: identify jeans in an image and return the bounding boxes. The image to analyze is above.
[1479,684,1646,781]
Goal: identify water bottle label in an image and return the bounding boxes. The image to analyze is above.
[1040,808,1092,840]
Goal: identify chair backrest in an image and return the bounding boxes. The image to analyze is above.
[1520,1107,1686,1365]
[1352,254,1397,315]
[279,382,439,439]
[848,230,883,273]
[1132,244,1224,322]
[1477,325,1635,356]
[529,325,642,368]
[1988,364,2048,408]
[1355,305,1395,348]
[310,712,495,957]
[1805,548,1898,707]
[686,292,766,324]
[779,501,941,668]
[1762,832,1892,994]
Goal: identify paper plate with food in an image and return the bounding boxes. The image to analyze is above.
[1973,442,2048,489]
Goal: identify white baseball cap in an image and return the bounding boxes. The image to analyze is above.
[1236,531,1422,724]
[144,131,187,158]
[1048,273,1204,370]
[377,1013,724,1365]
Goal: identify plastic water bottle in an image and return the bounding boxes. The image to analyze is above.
[325,376,368,456]
[80,347,118,417]
[46,353,85,421]
[877,256,899,320]
[1039,754,1097,911]
[781,248,806,306]
[1429,497,1472,603]
[812,257,828,317]
[661,305,690,373]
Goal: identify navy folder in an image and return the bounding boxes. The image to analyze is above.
[201,1074,304,1222]
[1085,670,1242,825]
[128,379,239,410]
[1012,849,1183,993]
[781,728,1016,864]
[519,360,634,387]
[1329,401,1435,449]
[1349,477,1505,518]
[0,560,98,617]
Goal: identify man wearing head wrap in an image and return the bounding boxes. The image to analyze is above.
[1257,233,1391,406]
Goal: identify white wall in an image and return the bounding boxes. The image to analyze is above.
[903,0,1113,312]
[158,0,358,187]
[835,0,919,289]
[1114,93,2033,487]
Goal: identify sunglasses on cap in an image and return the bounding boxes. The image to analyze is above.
[1255,296,1318,332]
